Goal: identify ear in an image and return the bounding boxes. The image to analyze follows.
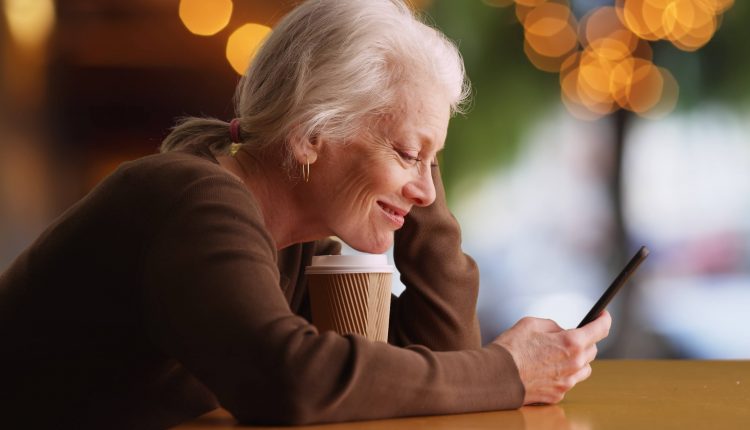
[290,133,322,166]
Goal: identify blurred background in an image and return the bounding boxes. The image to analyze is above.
[1,0,748,358]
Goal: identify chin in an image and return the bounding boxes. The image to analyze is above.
[344,234,393,254]
[364,242,392,254]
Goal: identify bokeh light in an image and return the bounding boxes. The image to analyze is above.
[515,3,535,24]
[173,0,733,116]
[4,0,56,49]
[641,67,679,119]
[663,0,717,51]
[523,40,570,73]
[523,2,578,58]
[516,0,549,7]
[178,0,233,36]
[225,23,272,75]
[706,0,735,14]
[581,7,639,56]
[620,58,664,112]
[616,0,732,50]
[486,0,733,119]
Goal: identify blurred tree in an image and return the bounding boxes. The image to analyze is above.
[427,0,750,356]
[429,0,750,196]
[660,0,750,107]
[427,2,558,196]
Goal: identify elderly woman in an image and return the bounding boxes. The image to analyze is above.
[0,0,610,428]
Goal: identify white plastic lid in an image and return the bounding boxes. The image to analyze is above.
[305,254,394,274]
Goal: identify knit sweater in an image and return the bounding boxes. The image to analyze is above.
[0,143,523,429]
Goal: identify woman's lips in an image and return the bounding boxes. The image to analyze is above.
[377,201,407,228]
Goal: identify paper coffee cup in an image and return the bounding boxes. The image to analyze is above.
[305,255,394,342]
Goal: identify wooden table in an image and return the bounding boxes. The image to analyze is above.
[174,360,750,430]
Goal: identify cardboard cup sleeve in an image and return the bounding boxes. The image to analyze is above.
[305,255,394,342]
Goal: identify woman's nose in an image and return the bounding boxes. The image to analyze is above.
[402,168,436,207]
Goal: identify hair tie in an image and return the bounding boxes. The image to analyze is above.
[229,118,242,143]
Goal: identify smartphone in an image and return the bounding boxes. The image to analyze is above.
[577,246,650,328]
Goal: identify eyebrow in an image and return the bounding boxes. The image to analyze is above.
[416,131,443,154]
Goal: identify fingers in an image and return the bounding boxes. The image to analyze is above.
[584,343,598,364]
[550,362,591,404]
[571,362,593,385]
[508,315,602,370]
[558,339,596,374]
[557,333,598,377]
[558,362,592,397]
[501,315,601,406]
[576,310,612,343]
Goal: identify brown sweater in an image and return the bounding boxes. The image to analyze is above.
[0,143,523,429]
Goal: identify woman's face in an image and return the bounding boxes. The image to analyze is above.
[310,90,450,253]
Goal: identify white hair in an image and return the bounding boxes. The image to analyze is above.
[162,0,470,164]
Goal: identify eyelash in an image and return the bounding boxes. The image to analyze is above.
[397,150,422,164]
[396,150,439,169]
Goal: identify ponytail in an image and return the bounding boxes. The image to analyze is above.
[159,116,234,154]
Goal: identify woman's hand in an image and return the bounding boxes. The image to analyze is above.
[493,311,612,405]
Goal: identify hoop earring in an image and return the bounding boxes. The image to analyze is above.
[302,156,310,183]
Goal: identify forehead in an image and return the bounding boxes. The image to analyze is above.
[380,89,451,150]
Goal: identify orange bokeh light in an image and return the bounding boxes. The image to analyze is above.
[523,2,578,58]
[578,50,616,105]
[179,0,233,36]
[581,7,640,55]
[483,0,731,118]
[617,0,659,41]
[703,0,734,14]
[664,0,718,51]
[642,0,671,40]
[226,23,272,75]
[515,0,549,7]
[617,0,730,51]
[524,40,571,72]
[642,67,679,118]
[515,3,535,24]
[616,58,663,112]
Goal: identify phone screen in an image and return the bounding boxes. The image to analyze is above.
[577,246,650,328]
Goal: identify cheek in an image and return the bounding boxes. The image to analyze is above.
[335,156,402,211]
[333,164,380,214]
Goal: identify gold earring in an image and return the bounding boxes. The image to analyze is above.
[302,155,310,183]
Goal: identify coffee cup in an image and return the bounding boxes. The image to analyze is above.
[305,254,394,342]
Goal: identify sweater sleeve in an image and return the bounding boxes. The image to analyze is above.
[141,173,523,425]
[390,165,483,351]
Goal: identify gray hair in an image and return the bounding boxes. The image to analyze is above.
[160,0,470,166]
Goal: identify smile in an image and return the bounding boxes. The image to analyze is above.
[377,201,407,228]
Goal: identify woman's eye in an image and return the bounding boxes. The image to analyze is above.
[396,149,421,164]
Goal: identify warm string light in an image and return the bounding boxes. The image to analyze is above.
[226,24,272,75]
[177,0,269,74]
[178,0,233,36]
[488,0,733,119]
[4,0,56,50]
[617,0,733,51]
[178,1,431,75]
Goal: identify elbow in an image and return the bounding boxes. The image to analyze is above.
[226,376,335,426]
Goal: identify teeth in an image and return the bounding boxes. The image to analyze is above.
[379,202,398,217]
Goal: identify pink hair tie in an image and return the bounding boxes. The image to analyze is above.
[229,118,242,143]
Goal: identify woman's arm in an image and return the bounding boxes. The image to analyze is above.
[389,165,482,350]
[141,173,523,425]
